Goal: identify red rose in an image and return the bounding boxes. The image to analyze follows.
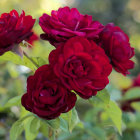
[0,10,35,55]
[99,23,135,75]
[49,37,112,99]
[39,6,104,47]
[21,65,77,120]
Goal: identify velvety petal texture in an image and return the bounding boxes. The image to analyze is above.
[0,10,35,55]
[49,36,112,99]
[21,65,77,120]
[39,6,104,47]
[99,23,135,75]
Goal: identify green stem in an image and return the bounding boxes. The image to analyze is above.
[23,51,39,68]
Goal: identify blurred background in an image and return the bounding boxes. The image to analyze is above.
[0,0,140,140]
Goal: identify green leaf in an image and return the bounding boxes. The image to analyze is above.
[24,116,40,140]
[69,109,80,132]
[0,52,37,71]
[10,121,24,140]
[127,122,140,131]
[89,89,122,134]
[86,127,106,140]
[41,118,60,130]
[33,114,60,131]
[105,100,122,134]
[39,122,49,138]
[0,51,47,71]
[60,108,80,132]
[59,117,69,132]
[4,95,22,108]
[96,89,110,104]
[131,102,140,112]
[89,89,110,107]
[32,57,47,67]
[30,117,41,133]
[10,114,32,140]
[122,87,140,101]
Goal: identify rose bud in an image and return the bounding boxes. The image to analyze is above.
[49,36,112,99]
[99,23,135,75]
[21,65,77,120]
[0,10,35,55]
[39,6,104,47]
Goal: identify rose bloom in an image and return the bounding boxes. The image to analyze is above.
[99,23,135,75]
[39,6,104,47]
[121,74,140,112]
[0,10,35,55]
[21,65,77,120]
[49,37,112,99]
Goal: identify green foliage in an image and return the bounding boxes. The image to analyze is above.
[10,108,80,140]
[89,89,110,106]
[131,102,140,112]
[24,117,40,140]
[105,101,122,134]
[0,52,47,71]
[39,122,49,138]
[122,87,140,101]
[60,108,81,133]
[85,126,106,140]
[96,89,110,104]
[4,95,22,108]
[89,89,122,134]
[10,114,33,140]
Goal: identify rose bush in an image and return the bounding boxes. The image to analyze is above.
[99,23,135,75]
[0,5,137,140]
[21,65,77,120]
[49,36,112,99]
[39,6,104,47]
[0,10,35,55]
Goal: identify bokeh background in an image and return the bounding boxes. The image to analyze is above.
[0,0,140,140]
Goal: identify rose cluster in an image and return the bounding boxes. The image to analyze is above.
[0,7,135,120]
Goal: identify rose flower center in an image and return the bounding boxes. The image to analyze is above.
[65,56,87,78]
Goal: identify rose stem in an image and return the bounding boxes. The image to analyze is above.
[23,51,39,68]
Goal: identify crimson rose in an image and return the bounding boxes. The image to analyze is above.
[21,65,77,120]
[0,10,35,55]
[39,6,104,47]
[99,23,135,75]
[49,37,112,99]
